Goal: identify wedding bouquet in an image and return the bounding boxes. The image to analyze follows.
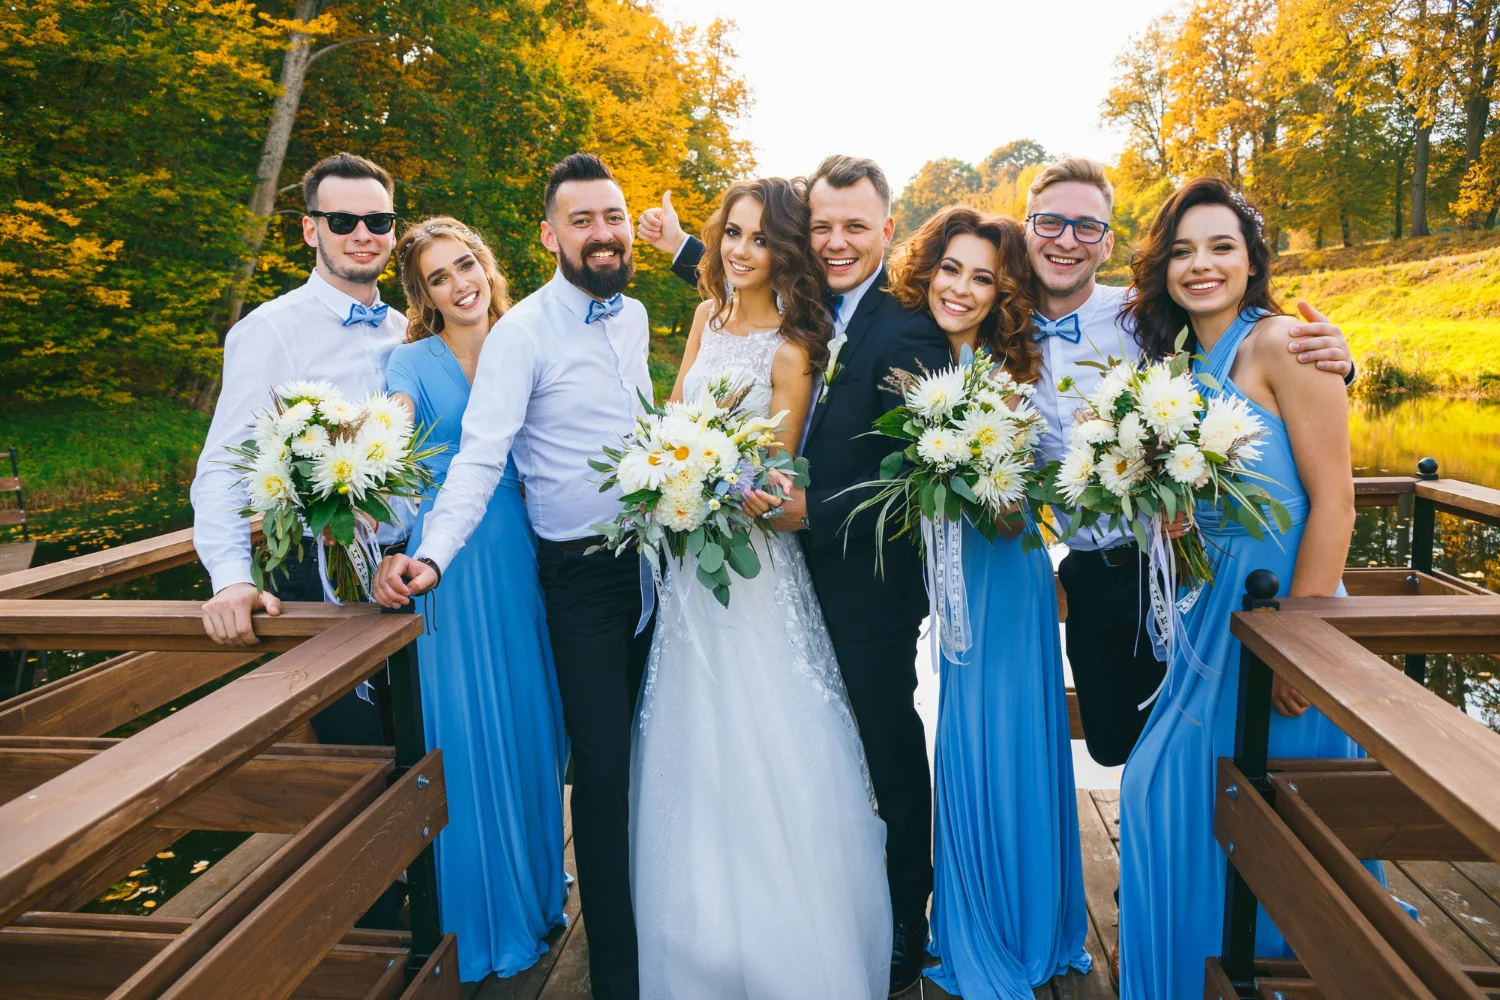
[844,348,1047,659]
[1037,335,1291,589]
[588,377,809,608]
[226,379,442,603]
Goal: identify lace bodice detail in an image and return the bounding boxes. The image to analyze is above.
[681,321,784,419]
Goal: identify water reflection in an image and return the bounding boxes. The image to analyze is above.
[1350,396,1500,488]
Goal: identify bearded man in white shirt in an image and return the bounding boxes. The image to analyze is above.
[192,151,405,749]
[373,153,653,1000]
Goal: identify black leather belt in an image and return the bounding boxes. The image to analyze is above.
[538,534,607,552]
[1075,542,1140,569]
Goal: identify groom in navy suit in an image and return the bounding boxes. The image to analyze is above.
[641,155,949,995]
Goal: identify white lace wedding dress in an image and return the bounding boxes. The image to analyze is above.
[629,323,892,999]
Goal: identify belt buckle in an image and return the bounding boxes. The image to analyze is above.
[1101,544,1136,568]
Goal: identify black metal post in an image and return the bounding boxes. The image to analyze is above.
[1406,457,1438,684]
[1222,568,1280,993]
[380,603,442,971]
[8,447,26,542]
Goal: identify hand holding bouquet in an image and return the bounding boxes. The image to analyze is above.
[226,380,442,603]
[589,377,809,608]
[1038,339,1290,589]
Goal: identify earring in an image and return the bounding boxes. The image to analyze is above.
[774,292,784,315]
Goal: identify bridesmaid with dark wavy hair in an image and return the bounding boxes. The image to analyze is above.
[887,206,1093,998]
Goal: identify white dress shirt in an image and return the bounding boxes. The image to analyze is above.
[830,267,882,338]
[191,270,407,593]
[1032,282,1139,551]
[413,271,653,572]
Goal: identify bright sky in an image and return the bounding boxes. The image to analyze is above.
[654,0,1183,196]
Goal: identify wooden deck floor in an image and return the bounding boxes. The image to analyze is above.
[462,789,1500,1000]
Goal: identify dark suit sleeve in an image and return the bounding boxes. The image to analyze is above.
[804,316,951,551]
[671,235,704,287]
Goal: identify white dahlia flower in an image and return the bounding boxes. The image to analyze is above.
[1116,411,1148,458]
[916,427,967,470]
[906,367,966,422]
[974,456,1029,509]
[276,379,339,405]
[290,423,331,459]
[1137,370,1200,439]
[310,439,375,500]
[1098,447,1147,496]
[656,472,708,531]
[1055,448,1096,504]
[1165,442,1208,486]
[246,453,298,512]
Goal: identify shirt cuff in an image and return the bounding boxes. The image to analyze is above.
[669,236,688,264]
[413,533,459,576]
[209,558,256,595]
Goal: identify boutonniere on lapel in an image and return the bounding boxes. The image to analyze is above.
[820,332,849,402]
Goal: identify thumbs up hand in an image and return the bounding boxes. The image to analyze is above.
[637,190,687,256]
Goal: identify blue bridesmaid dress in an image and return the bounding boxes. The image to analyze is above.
[386,336,569,982]
[926,521,1093,998]
[1117,309,1391,998]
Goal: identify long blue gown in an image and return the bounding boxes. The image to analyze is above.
[386,336,569,982]
[1117,309,1389,998]
[926,522,1093,998]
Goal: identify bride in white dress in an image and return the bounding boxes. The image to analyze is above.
[630,178,891,999]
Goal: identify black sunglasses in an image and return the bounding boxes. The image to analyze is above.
[309,210,397,235]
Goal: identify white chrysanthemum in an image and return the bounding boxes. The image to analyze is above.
[320,397,362,426]
[276,379,339,404]
[974,456,1028,509]
[361,393,413,438]
[276,400,316,439]
[1089,367,1132,416]
[656,472,709,532]
[1072,418,1117,447]
[1198,395,1265,460]
[916,427,967,470]
[309,439,375,500]
[1116,411,1148,458]
[658,409,706,448]
[617,446,672,494]
[1009,400,1044,449]
[251,410,282,448]
[1137,370,1200,439]
[956,408,1018,463]
[1098,447,1147,496]
[689,428,740,477]
[246,453,298,512]
[1165,442,1208,485]
[356,423,405,479]
[290,423,331,458]
[906,367,966,422]
[1056,447,1096,504]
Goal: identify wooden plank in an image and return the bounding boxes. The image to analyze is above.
[1232,613,1500,865]
[1255,980,1325,999]
[154,833,293,918]
[0,649,260,737]
[1419,480,1500,527]
[1271,774,1486,1000]
[1075,790,1120,965]
[1432,572,1496,598]
[399,934,461,1000]
[1285,770,1489,860]
[1343,569,1483,598]
[0,540,36,576]
[1355,477,1416,505]
[158,751,446,1000]
[1091,789,1121,846]
[0,509,25,526]
[1203,956,1237,1000]
[1266,596,1500,655]
[1384,864,1497,968]
[0,926,409,1000]
[1213,760,1437,999]
[1,748,388,833]
[361,956,408,1000]
[1272,758,1386,773]
[11,910,411,950]
[0,735,394,759]
[537,916,592,1000]
[0,528,200,600]
[1399,862,1500,965]
[33,825,186,914]
[0,599,381,652]
[109,765,392,1000]
[0,476,20,492]
[1060,898,1115,1000]
[0,613,420,924]
[1453,863,1500,911]
[1257,958,1500,991]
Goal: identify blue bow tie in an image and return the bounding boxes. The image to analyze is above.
[1032,312,1081,344]
[585,294,624,325]
[824,293,845,323]
[343,301,389,327]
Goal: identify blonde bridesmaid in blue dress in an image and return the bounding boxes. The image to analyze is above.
[1115,180,1394,998]
[888,207,1092,998]
[384,218,568,982]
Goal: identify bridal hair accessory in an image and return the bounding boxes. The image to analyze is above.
[1228,189,1265,239]
[399,220,481,269]
[840,345,1047,665]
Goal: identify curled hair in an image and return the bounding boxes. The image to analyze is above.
[395,216,511,342]
[697,178,832,372]
[1122,177,1278,359]
[887,205,1041,384]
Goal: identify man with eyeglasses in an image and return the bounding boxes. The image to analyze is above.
[192,151,406,751]
[1023,158,1356,776]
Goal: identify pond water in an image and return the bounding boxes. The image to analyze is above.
[3,394,1497,909]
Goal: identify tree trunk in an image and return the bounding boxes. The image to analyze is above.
[1393,148,1406,239]
[1412,122,1432,238]
[223,0,322,340]
[1315,225,1325,250]
[1341,204,1353,248]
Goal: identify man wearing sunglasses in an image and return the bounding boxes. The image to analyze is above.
[192,151,407,751]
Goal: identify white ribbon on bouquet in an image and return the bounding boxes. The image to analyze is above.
[921,513,973,670]
[315,517,384,606]
[1139,516,1211,711]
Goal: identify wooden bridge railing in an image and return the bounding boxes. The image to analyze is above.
[1206,568,1500,999]
[0,595,455,999]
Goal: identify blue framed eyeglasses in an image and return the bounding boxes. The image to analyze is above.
[1027,213,1110,244]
